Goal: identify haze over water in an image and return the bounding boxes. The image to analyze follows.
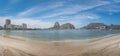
[0,30,120,41]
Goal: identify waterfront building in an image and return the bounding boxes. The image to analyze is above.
[12,25,23,29]
[4,19,27,29]
[99,26,106,30]
[22,23,27,29]
[4,19,13,29]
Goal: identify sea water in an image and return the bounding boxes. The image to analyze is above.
[0,30,120,41]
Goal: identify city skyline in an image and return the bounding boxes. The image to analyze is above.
[0,0,120,28]
[4,19,27,29]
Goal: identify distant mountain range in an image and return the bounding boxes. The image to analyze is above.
[0,22,120,30]
[49,22,120,30]
[82,23,120,30]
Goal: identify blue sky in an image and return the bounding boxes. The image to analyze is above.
[0,0,120,28]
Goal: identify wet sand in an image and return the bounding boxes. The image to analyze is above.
[0,34,120,56]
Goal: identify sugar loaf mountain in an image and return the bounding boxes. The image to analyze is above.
[49,22,75,30]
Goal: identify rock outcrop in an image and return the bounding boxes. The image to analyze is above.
[60,23,75,29]
[53,22,60,30]
[50,22,75,30]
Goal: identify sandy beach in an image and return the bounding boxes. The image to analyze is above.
[0,34,120,56]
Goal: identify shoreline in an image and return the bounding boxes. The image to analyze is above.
[0,34,120,56]
[1,33,119,41]
[0,33,120,43]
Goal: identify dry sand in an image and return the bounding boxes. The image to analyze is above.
[0,34,120,56]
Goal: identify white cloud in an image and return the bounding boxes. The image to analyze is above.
[17,7,39,17]
[0,16,53,28]
[96,4,120,13]
[16,0,111,19]
[38,0,110,19]
[73,13,100,20]
[49,13,100,22]
[17,2,64,17]
[12,19,53,28]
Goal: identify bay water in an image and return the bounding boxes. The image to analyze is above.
[0,30,120,41]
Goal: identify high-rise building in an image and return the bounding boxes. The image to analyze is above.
[4,19,28,29]
[22,23,27,29]
[4,19,12,29]
[6,19,11,25]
